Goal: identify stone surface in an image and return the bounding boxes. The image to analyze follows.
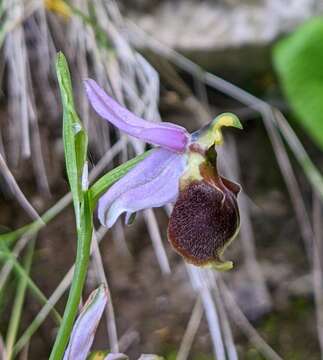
[124,0,323,77]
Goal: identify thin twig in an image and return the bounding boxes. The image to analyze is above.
[92,230,119,352]
[143,210,171,275]
[0,153,42,222]
[312,194,323,356]
[213,279,238,360]
[177,297,203,360]
[187,266,226,360]
[219,280,283,360]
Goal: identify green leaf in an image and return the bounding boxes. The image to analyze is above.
[273,17,323,149]
[0,244,61,324]
[5,239,35,359]
[56,52,88,228]
[49,190,93,360]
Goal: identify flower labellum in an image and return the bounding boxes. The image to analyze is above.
[168,146,241,270]
[85,79,242,270]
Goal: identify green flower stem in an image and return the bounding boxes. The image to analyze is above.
[49,190,93,360]
[49,149,151,359]
[9,151,151,359]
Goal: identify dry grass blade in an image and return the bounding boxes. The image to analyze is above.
[220,137,271,313]
[3,0,51,194]
[112,219,132,259]
[219,280,283,360]
[262,108,313,253]
[118,330,140,353]
[0,235,31,291]
[312,194,323,355]
[187,265,226,359]
[92,230,119,353]
[5,26,30,160]
[143,210,171,275]
[213,279,238,360]
[0,153,42,222]
[274,110,323,199]
[177,297,203,360]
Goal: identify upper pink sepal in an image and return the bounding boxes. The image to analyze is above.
[84,79,189,153]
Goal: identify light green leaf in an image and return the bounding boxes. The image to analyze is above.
[56,52,88,228]
[5,239,35,359]
[273,17,323,149]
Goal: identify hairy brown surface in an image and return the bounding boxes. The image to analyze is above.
[167,179,240,266]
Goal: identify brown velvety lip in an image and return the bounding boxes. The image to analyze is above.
[168,176,240,266]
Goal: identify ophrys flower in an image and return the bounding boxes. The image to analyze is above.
[85,79,242,270]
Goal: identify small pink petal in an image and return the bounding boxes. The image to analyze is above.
[98,148,186,227]
[63,285,108,360]
[84,79,189,153]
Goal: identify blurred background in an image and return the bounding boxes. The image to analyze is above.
[1,0,323,359]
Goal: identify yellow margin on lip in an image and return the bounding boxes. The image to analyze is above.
[197,113,243,148]
[203,260,234,271]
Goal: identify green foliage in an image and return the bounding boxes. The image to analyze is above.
[51,53,92,360]
[6,240,35,360]
[56,52,88,229]
[273,17,323,149]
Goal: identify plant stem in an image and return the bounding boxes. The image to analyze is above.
[49,191,93,360]
[49,149,150,358]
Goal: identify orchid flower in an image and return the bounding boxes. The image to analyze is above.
[85,79,242,270]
